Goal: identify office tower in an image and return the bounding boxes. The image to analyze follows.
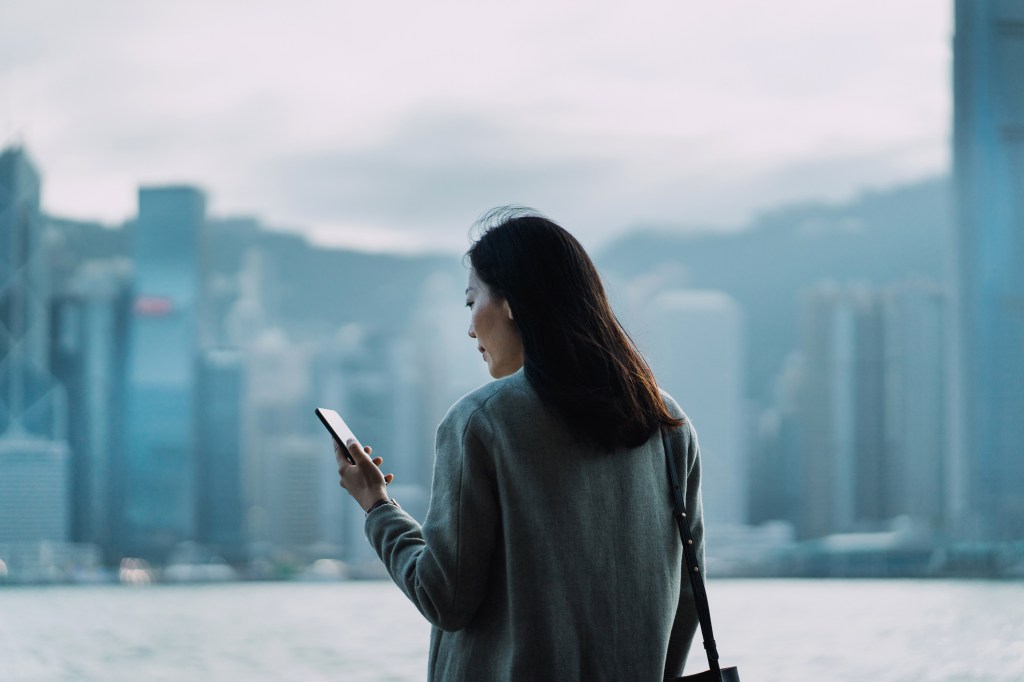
[312,325,418,561]
[0,438,70,544]
[49,259,132,556]
[881,279,948,531]
[0,146,70,547]
[750,353,804,527]
[242,328,311,547]
[953,0,1024,540]
[223,247,269,349]
[196,348,246,562]
[644,290,746,528]
[0,146,64,439]
[798,283,885,538]
[121,186,205,561]
[265,435,322,550]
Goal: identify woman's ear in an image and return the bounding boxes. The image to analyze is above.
[503,300,514,320]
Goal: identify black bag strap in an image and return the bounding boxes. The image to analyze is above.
[662,428,723,679]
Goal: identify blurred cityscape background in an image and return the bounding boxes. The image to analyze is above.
[1,0,1023,585]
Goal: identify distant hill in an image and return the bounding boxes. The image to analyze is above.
[595,176,952,406]
[204,217,460,338]
[46,176,952,405]
[45,214,462,342]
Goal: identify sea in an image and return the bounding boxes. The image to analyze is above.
[1,579,1022,681]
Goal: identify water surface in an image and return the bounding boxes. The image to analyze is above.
[1,579,1021,681]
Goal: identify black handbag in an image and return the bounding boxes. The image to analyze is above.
[662,430,741,682]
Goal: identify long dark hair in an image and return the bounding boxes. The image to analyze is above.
[466,207,683,449]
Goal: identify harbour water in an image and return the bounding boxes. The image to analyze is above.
[1,579,1022,681]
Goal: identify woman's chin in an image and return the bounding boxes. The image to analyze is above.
[488,362,522,379]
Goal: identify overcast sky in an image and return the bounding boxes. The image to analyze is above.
[1,0,952,253]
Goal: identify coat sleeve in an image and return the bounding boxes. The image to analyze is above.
[660,393,705,675]
[364,404,500,632]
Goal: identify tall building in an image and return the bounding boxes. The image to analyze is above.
[264,435,322,551]
[196,348,246,562]
[242,327,312,548]
[49,259,132,557]
[0,146,70,547]
[798,283,885,538]
[953,0,1024,540]
[0,438,69,544]
[0,146,64,440]
[881,279,948,531]
[643,290,747,528]
[312,325,417,561]
[121,186,205,560]
[795,280,951,539]
[749,353,804,528]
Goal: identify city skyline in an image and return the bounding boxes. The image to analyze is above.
[0,133,1018,579]
[1,0,951,253]
[3,0,1023,582]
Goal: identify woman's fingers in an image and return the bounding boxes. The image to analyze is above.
[384,473,394,485]
[346,440,374,466]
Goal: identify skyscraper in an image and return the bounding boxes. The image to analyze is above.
[196,348,246,562]
[0,438,70,545]
[121,186,205,560]
[798,283,885,538]
[881,279,948,531]
[643,290,746,528]
[953,0,1024,540]
[0,146,63,440]
[0,146,70,547]
[49,259,132,557]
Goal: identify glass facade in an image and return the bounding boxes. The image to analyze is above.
[49,260,132,557]
[0,147,70,547]
[953,0,1024,540]
[121,187,205,560]
[0,147,62,440]
[196,348,246,561]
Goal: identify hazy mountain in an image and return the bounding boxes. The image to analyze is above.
[204,217,460,338]
[595,176,952,406]
[46,176,951,406]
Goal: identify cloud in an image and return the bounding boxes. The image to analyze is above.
[1,0,952,250]
[256,108,947,253]
[260,112,614,235]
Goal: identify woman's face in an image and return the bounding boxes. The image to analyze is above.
[466,269,524,378]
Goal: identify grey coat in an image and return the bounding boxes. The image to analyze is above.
[365,368,704,681]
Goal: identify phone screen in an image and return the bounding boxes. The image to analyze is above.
[315,407,360,465]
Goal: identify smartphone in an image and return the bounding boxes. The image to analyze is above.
[315,407,361,465]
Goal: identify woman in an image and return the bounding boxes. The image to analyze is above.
[337,208,705,681]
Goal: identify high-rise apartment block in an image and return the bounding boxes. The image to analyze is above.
[953,0,1024,540]
[881,280,949,531]
[798,284,885,538]
[795,281,950,539]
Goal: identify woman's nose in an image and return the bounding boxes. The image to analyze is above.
[468,325,477,339]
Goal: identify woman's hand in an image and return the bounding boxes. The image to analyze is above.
[335,440,395,512]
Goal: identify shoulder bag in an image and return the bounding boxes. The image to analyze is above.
[662,429,741,682]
